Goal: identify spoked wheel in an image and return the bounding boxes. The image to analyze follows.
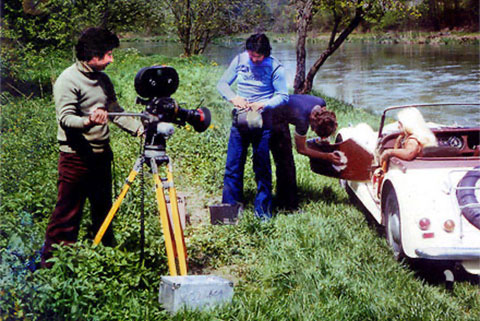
[384,188,405,260]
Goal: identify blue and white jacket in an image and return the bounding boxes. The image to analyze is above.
[217,51,289,109]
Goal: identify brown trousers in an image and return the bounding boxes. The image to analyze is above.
[41,150,114,267]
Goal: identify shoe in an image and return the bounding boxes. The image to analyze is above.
[255,211,272,222]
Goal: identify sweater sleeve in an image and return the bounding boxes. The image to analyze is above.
[217,55,239,101]
[262,64,289,109]
[54,77,87,129]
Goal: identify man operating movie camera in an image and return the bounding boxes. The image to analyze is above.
[42,27,210,268]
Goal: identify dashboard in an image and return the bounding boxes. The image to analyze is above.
[434,129,479,156]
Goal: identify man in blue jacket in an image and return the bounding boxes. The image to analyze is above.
[270,95,342,210]
[217,33,288,220]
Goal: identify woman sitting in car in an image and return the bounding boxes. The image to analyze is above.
[380,107,438,163]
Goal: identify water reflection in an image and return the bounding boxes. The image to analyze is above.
[120,41,479,125]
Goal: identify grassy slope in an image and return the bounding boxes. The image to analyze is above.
[0,50,478,320]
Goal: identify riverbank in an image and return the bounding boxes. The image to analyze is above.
[266,31,480,45]
[1,52,479,320]
[120,31,480,46]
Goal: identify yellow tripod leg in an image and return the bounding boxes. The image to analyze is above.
[93,159,141,246]
[166,162,188,276]
[151,160,178,276]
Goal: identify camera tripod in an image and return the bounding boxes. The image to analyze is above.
[93,148,187,276]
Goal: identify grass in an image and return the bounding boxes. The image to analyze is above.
[0,49,479,320]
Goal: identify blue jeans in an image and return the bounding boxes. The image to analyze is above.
[222,126,272,217]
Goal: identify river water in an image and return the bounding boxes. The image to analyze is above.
[121,41,479,125]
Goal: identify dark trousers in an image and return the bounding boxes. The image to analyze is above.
[41,151,114,267]
[270,111,299,210]
[222,126,272,218]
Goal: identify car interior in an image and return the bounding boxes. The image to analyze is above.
[378,128,480,158]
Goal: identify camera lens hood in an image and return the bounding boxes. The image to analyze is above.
[134,66,179,98]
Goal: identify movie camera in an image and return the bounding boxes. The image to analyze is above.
[111,65,211,153]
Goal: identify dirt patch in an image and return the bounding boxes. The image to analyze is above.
[179,186,222,226]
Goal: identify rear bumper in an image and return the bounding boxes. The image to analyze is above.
[415,247,480,260]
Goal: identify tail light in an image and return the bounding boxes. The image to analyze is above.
[443,220,455,233]
[419,218,431,231]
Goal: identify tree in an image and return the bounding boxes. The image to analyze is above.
[292,0,415,94]
[2,0,164,52]
[1,0,165,96]
[164,0,271,56]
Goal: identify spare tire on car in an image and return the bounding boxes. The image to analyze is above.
[456,166,480,230]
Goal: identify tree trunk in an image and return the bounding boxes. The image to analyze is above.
[101,0,111,29]
[185,0,192,56]
[293,0,313,94]
[429,0,440,30]
[298,6,364,94]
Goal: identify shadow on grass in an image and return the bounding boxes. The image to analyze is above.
[343,184,385,236]
[298,184,351,206]
[407,259,480,287]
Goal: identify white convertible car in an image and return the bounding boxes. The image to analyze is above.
[310,104,480,276]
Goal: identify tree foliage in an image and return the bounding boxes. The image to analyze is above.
[1,0,165,51]
[292,0,418,94]
[0,0,166,95]
[420,0,479,31]
[164,0,271,56]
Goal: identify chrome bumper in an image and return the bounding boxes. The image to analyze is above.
[415,247,480,260]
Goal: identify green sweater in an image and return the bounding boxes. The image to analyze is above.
[54,61,142,153]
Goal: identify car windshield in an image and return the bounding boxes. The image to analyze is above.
[381,104,480,135]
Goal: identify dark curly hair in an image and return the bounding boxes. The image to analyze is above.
[245,33,271,57]
[310,107,337,138]
[75,27,119,62]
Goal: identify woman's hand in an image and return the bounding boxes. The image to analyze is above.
[380,150,391,164]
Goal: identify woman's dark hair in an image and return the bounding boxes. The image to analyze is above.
[310,108,337,138]
[245,33,271,57]
[75,27,120,61]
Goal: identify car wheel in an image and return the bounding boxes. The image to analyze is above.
[384,188,405,260]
